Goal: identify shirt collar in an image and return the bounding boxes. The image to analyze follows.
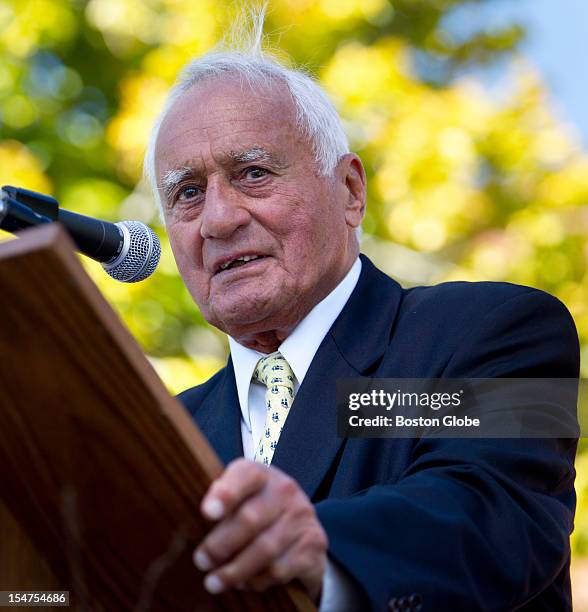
[228,257,362,430]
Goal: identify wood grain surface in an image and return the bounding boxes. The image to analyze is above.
[0,224,315,612]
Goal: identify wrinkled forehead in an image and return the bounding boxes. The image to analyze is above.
[154,77,309,176]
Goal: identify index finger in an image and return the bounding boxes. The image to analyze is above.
[201,458,269,521]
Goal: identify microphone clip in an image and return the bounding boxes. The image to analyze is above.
[0,186,56,233]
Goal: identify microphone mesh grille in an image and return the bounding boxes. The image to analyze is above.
[104,221,161,283]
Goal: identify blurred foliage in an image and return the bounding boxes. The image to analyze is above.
[2,0,588,552]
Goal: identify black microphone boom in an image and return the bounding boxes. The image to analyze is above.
[57,208,125,263]
[0,185,161,283]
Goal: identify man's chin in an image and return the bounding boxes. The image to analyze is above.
[205,297,293,339]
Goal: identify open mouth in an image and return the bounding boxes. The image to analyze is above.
[218,254,267,273]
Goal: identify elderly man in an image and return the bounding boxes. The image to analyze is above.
[147,24,579,612]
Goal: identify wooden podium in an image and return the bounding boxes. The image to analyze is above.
[0,225,314,611]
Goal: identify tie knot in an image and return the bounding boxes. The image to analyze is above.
[253,352,295,390]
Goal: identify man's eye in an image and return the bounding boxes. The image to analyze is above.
[177,185,203,201]
[244,167,269,180]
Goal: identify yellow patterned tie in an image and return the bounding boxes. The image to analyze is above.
[252,352,295,465]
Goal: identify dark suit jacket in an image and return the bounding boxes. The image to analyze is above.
[179,254,579,611]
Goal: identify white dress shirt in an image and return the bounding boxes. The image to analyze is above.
[228,257,364,611]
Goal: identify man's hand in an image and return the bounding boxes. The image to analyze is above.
[193,458,328,601]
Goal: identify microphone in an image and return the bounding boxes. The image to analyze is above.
[0,185,161,283]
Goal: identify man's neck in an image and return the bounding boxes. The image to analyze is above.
[230,255,363,355]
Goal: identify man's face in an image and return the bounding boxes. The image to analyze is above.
[155,78,363,348]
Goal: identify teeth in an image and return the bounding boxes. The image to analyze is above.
[220,254,261,270]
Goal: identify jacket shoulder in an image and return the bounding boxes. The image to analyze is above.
[399,279,574,331]
[384,279,578,377]
[402,279,536,314]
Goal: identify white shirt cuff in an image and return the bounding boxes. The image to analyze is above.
[319,555,365,612]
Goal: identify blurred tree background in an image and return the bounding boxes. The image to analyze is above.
[2,0,588,585]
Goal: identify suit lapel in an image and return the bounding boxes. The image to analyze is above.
[271,255,403,500]
[270,333,357,500]
[192,358,244,466]
[330,255,404,374]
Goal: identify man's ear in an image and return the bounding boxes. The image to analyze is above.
[337,153,366,229]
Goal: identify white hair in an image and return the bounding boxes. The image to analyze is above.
[143,4,350,216]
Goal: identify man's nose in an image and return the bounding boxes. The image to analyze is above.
[200,178,251,240]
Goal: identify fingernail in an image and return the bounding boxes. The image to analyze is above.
[193,549,213,572]
[203,498,224,520]
[204,573,225,594]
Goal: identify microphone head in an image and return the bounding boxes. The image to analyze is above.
[102,221,161,283]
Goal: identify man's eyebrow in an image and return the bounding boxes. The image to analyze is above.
[228,147,288,168]
[159,166,195,201]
